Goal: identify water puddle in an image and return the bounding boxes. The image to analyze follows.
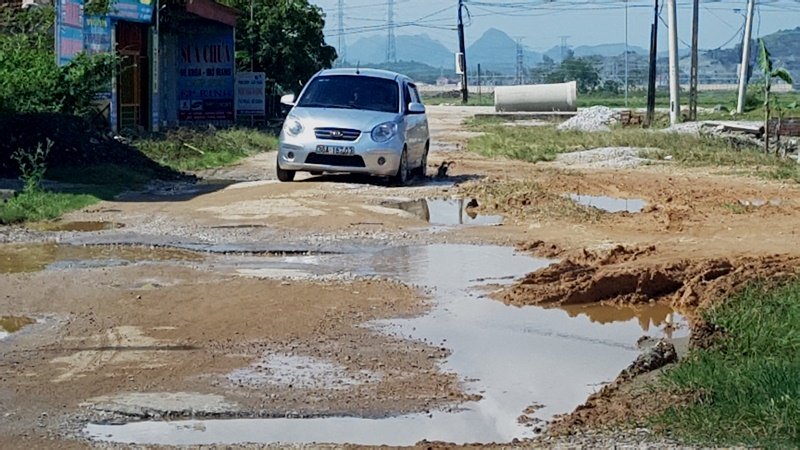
[0,243,204,274]
[86,244,687,446]
[29,221,125,232]
[0,315,36,339]
[380,198,503,226]
[569,194,646,213]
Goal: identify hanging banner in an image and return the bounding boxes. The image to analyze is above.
[177,30,235,123]
[84,15,112,55]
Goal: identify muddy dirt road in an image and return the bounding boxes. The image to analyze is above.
[1,106,799,448]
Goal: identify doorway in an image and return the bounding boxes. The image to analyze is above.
[116,21,150,131]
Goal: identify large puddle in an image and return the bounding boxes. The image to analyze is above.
[569,194,646,213]
[0,243,204,274]
[381,198,503,226]
[85,244,687,446]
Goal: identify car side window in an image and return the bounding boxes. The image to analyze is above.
[403,83,413,112]
[409,83,422,104]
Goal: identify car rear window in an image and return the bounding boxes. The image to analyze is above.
[297,75,400,113]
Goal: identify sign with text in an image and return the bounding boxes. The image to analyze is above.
[108,0,154,23]
[177,30,235,123]
[235,72,266,116]
[56,0,84,65]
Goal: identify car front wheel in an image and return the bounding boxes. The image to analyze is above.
[276,159,296,182]
[390,147,409,186]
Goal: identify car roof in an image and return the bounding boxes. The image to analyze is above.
[316,68,411,82]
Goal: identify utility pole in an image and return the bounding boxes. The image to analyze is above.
[689,0,699,120]
[667,0,680,125]
[337,0,346,65]
[624,0,629,107]
[515,38,524,85]
[457,0,468,103]
[645,0,659,127]
[736,0,756,114]
[387,0,396,63]
[477,63,482,104]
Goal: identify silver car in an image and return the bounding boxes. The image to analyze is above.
[277,68,430,185]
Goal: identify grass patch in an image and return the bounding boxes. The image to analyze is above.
[1,163,165,224]
[653,281,800,447]
[134,127,278,171]
[0,190,99,224]
[466,119,800,181]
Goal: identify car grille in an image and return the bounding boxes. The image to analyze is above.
[314,128,361,141]
[305,153,366,167]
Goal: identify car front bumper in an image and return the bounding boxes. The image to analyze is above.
[278,134,404,177]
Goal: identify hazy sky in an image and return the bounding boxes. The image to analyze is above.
[310,0,800,53]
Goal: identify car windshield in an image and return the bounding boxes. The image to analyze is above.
[297,75,400,113]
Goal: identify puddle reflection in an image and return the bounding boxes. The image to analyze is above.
[28,221,124,232]
[569,194,646,213]
[381,198,503,226]
[86,244,687,446]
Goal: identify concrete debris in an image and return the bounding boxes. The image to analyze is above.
[555,147,651,169]
[557,106,618,132]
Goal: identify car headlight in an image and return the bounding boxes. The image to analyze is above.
[283,118,304,136]
[371,122,398,143]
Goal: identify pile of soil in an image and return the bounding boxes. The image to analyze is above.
[505,244,799,310]
[0,112,182,180]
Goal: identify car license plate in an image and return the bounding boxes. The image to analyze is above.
[316,145,354,156]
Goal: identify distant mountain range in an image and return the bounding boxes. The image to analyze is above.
[340,26,799,83]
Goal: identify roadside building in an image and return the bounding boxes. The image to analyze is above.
[56,0,238,132]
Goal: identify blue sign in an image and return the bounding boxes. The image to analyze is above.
[84,15,111,55]
[177,30,235,123]
[108,0,154,23]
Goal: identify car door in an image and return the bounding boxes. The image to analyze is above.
[402,82,425,166]
[409,83,429,155]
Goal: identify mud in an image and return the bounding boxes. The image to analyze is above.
[504,245,799,310]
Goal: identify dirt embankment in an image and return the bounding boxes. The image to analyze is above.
[504,243,800,312]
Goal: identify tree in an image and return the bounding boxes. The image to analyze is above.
[229,0,337,92]
[546,56,600,93]
[756,38,794,155]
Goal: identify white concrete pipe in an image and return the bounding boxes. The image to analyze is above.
[494,81,578,112]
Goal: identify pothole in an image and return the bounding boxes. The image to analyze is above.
[85,244,688,446]
[0,243,205,274]
[0,315,36,339]
[568,194,646,213]
[28,221,125,232]
[380,198,503,226]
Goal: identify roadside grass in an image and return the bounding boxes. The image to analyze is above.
[0,163,158,224]
[0,190,98,224]
[466,118,800,182]
[134,127,278,171]
[653,281,800,447]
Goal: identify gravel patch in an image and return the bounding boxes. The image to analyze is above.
[557,106,618,132]
[555,147,653,169]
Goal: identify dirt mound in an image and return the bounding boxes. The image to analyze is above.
[505,246,799,310]
[0,113,181,180]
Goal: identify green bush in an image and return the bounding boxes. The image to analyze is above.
[0,6,113,117]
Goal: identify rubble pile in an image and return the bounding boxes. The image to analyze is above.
[557,106,618,132]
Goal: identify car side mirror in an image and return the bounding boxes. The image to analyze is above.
[408,102,426,114]
[280,94,296,106]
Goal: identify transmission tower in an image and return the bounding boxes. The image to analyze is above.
[386,0,396,62]
[337,0,346,64]
[515,38,525,85]
[559,35,570,61]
